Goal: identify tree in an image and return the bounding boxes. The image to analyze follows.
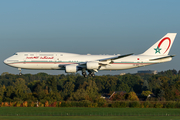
[127,92,139,101]
[175,89,180,100]
[33,83,46,100]
[63,81,75,99]
[47,77,58,93]
[4,86,14,101]
[160,82,176,101]
[1,72,9,76]
[28,80,41,92]
[0,85,5,102]
[85,80,99,100]
[173,81,180,100]
[141,91,152,97]
[121,74,143,93]
[142,80,149,91]
[93,76,106,93]
[72,88,88,101]
[104,77,118,93]
[13,78,28,101]
[116,82,130,92]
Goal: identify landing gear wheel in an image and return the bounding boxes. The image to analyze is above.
[83,75,88,78]
[82,70,87,78]
[91,74,95,77]
[88,74,92,77]
[88,71,95,77]
[18,68,22,75]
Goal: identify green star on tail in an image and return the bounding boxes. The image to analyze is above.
[154,46,161,54]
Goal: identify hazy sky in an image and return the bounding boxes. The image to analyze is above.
[1,0,180,75]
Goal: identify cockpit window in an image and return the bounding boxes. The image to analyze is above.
[13,53,18,55]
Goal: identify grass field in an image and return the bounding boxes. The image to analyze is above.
[0,116,180,120]
[0,107,180,120]
[0,107,180,116]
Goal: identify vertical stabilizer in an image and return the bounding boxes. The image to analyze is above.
[142,33,177,55]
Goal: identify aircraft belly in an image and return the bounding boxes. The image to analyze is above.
[100,64,136,70]
[10,63,61,70]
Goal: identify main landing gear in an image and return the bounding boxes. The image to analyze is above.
[88,70,95,77]
[82,70,95,78]
[18,68,22,75]
[82,70,88,78]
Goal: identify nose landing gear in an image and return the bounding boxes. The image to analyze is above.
[18,68,22,75]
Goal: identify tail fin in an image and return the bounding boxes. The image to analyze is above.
[142,33,177,55]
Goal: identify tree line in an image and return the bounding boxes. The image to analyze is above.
[0,69,180,104]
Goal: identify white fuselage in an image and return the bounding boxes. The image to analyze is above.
[4,52,172,71]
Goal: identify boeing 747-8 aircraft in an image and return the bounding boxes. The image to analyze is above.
[4,33,177,77]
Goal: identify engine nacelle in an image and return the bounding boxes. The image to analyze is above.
[65,64,77,73]
[86,61,99,70]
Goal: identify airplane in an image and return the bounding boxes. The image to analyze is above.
[4,33,177,77]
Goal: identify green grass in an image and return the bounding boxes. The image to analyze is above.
[0,107,180,116]
[1,107,180,120]
[0,116,180,120]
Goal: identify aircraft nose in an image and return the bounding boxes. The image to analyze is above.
[3,59,8,64]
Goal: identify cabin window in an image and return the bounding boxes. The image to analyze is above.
[7,60,18,62]
[40,54,53,56]
[30,54,34,56]
[24,54,28,56]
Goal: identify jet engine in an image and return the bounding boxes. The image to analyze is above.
[65,64,77,73]
[86,61,99,70]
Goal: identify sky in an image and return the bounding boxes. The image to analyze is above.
[0,0,180,75]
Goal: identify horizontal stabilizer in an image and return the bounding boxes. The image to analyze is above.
[149,55,175,61]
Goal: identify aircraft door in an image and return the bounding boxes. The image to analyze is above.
[23,55,27,64]
[24,59,26,64]
[55,54,59,64]
[35,53,39,67]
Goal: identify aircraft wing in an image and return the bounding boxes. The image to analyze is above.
[99,53,134,62]
[78,53,134,67]
[149,55,175,61]
[98,53,134,65]
[58,53,134,71]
